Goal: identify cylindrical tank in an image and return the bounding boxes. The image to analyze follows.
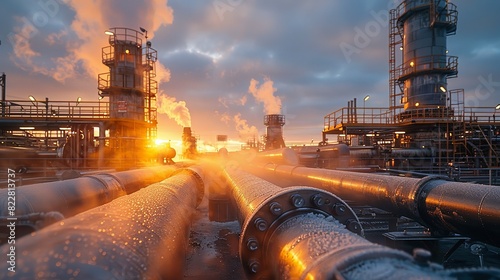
[397,0,458,111]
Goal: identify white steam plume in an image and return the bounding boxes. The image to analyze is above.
[248,77,282,114]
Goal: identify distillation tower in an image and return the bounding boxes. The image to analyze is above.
[390,0,458,118]
[323,0,500,183]
[98,27,158,166]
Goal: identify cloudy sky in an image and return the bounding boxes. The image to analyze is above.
[1,0,499,147]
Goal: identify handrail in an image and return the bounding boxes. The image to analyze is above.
[2,100,110,120]
[324,105,500,131]
[396,55,458,80]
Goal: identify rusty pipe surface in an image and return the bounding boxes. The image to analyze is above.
[0,167,204,279]
[222,165,500,279]
[0,165,178,218]
[254,164,500,247]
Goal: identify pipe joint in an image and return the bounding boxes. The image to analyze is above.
[239,187,362,278]
[411,175,449,221]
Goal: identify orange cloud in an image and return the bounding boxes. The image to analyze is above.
[248,77,282,114]
[9,0,174,84]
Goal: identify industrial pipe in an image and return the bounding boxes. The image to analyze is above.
[253,147,299,166]
[0,167,204,279]
[221,165,500,279]
[0,165,178,218]
[221,165,362,278]
[253,164,500,247]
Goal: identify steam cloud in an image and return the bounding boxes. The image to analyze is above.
[233,113,258,140]
[248,77,282,114]
[157,94,192,127]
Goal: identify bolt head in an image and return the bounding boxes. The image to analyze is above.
[254,218,268,231]
[269,202,283,215]
[247,238,259,251]
[333,204,346,216]
[312,194,324,207]
[347,220,362,234]
[291,194,305,208]
[249,260,261,273]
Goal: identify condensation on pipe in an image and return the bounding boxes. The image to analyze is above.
[0,165,178,218]
[221,164,363,278]
[0,167,204,279]
[222,164,500,279]
[270,212,500,280]
[255,164,500,247]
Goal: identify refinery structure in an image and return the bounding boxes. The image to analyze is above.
[320,0,499,185]
[1,27,175,172]
[1,1,500,279]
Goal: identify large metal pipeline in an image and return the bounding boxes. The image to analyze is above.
[0,167,204,279]
[253,147,299,166]
[0,165,178,218]
[253,164,500,247]
[221,165,499,279]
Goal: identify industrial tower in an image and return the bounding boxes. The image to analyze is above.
[264,114,286,150]
[389,0,458,119]
[98,27,158,166]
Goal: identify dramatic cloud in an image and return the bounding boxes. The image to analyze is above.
[8,0,174,83]
[2,0,500,143]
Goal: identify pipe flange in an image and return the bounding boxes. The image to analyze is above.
[239,186,362,278]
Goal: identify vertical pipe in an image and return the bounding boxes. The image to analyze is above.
[98,122,105,169]
[45,97,49,151]
[354,97,357,123]
[0,167,204,279]
[347,100,352,123]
